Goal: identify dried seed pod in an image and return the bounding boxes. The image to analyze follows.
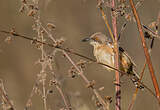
[86,80,96,88]
[98,86,104,91]
[68,67,77,78]
[55,38,65,47]
[25,99,32,109]
[125,14,132,21]
[105,96,112,103]
[48,89,54,94]
[95,100,102,108]
[149,21,157,29]
[28,4,34,9]
[49,79,57,86]
[144,31,151,39]
[27,9,37,17]
[4,36,12,44]
[47,23,56,31]
[97,0,104,7]
[19,5,25,13]
[31,38,37,45]
[21,0,27,4]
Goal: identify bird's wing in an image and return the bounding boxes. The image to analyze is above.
[119,47,137,67]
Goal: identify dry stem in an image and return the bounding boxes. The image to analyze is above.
[99,6,115,41]
[129,0,160,104]
[111,0,121,110]
[0,79,14,110]
[63,51,109,110]
[128,61,147,110]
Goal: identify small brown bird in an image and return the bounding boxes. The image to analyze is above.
[82,32,144,89]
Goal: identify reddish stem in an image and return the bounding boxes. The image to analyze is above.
[111,0,121,110]
[129,0,160,104]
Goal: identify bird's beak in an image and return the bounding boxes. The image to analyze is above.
[81,37,91,42]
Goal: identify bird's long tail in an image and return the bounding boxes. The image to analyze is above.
[129,71,144,89]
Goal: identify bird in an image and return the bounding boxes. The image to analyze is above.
[82,32,144,89]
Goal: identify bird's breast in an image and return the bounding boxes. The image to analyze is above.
[93,44,115,70]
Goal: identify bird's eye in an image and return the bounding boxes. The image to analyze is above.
[92,36,99,41]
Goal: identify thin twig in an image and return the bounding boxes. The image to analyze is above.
[63,51,109,110]
[0,30,157,101]
[118,0,144,40]
[55,83,71,110]
[41,22,71,110]
[99,6,115,41]
[128,46,153,110]
[128,61,147,110]
[142,24,160,39]
[42,18,108,109]
[0,30,124,74]
[129,0,160,105]
[25,78,39,110]
[118,2,158,40]
[0,79,14,110]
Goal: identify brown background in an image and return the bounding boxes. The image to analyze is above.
[0,0,160,110]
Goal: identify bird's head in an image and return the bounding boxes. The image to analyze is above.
[82,32,111,46]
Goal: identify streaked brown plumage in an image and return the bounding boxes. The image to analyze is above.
[82,32,144,89]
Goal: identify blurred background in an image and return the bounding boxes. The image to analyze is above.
[0,0,160,110]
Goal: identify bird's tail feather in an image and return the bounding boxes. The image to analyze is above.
[129,71,144,89]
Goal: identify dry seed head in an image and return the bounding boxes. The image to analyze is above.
[55,38,65,47]
[47,23,56,31]
[41,29,45,34]
[4,36,12,44]
[27,9,37,17]
[112,9,119,18]
[125,14,132,21]
[86,80,96,88]
[49,79,58,86]
[98,86,104,91]
[76,59,88,70]
[95,100,102,108]
[21,0,27,4]
[68,69,77,78]
[28,4,34,9]
[104,96,112,103]
[32,24,37,31]
[33,0,39,4]
[144,32,152,39]
[31,37,37,45]
[25,99,32,109]
[19,5,25,13]
[149,21,157,29]
[3,104,14,110]
[34,88,42,96]
[96,0,104,7]
[48,89,54,94]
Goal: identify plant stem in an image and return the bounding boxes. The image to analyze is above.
[111,0,121,110]
[129,0,160,105]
